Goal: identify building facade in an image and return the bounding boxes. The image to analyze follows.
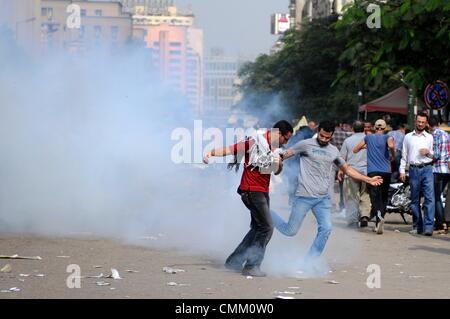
[0,0,133,57]
[40,0,132,55]
[289,0,353,29]
[131,2,203,114]
[203,49,242,114]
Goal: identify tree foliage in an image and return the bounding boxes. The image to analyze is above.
[336,0,450,94]
[238,15,360,122]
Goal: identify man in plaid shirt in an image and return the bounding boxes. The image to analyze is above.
[429,117,450,232]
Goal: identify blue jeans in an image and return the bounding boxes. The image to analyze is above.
[271,196,332,259]
[409,165,435,233]
[434,173,450,229]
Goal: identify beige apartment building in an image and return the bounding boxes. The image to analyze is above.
[0,0,132,56]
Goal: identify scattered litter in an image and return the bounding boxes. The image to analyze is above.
[273,291,301,295]
[19,274,30,277]
[328,270,333,273]
[1,264,12,273]
[110,268,122,280]
[125,269,139,273]
[162,267,185,274]
[327,280,340,284]
[34,274,45,277]
[166,282,190,287]
[0,254,41,260]
[409,275,425,279]
[95,281,110,286]
[93,265,102,269]
[394,229,400,233]
[275,295,295,299]
[246,276,253,279]
[110,288,116,290]
[394,263,403,267]
[288,286,300,290]
[400,272,404,274]
[9,287,20,292]
[86,273,105,279]
[56,256,70,258]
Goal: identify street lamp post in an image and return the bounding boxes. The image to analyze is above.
[357,90,363,120]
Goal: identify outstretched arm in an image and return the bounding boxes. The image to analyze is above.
[340,163,383,186]
[203,145,236,164]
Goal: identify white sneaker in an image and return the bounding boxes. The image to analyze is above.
[376,216,385,235]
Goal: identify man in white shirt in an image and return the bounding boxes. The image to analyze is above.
[399,112,435,236]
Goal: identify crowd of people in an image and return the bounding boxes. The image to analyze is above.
[202,112,449,277]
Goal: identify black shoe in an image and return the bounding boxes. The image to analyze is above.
[359,217,369,228]
[424,231,433,236]
[224,261,243,272]
[242,266,266,277]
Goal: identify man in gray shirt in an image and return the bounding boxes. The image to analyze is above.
[339,121,370,227]
[272,121,382,264]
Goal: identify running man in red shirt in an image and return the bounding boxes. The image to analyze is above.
[203,120,293,277]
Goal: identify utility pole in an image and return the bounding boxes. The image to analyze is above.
[407,87,416,130]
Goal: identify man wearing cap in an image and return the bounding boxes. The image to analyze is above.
[353,119,395,234]
[400,112,435,236]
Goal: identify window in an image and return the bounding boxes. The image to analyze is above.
[169,58,181,64]
[169,50,181,55]
[94,25,102,38]
[169,42,182,47]
[81,9,86,17]
[78,25,85,39]
[111,26,118,40]
[41,7,53,17]
[95,9,102,17]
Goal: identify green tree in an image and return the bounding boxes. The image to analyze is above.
[335,0,450,102]
[238,15,361,122]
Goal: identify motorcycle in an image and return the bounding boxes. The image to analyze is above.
[385,182,412,224]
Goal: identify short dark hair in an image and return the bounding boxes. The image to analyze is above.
[353,120,364,133]
[429,116,439,127]
[318,120,335,134]
[273,120,294,135]
[417,111,429,121]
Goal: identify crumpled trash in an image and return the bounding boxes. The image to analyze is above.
[275,295,294,299]
[273,290,301,295]
[0,254,41,260]
[56,256,70,258]
[1,287,21,292]
[327,280,340,284]
[409,275,425,279]
[34,274,45,277]
[95,281,110,286]
[166,282,190,287]
[87,269,122,279]
[109,268,122,280]
[125,269,139,273]
[19,274,30,277]
[394,229,401,233]
[0,264,12,273]
[162,267,185,274]
[246,276,253,279]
